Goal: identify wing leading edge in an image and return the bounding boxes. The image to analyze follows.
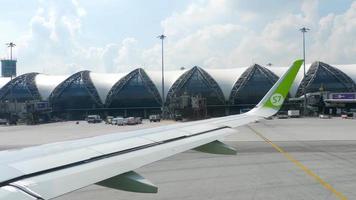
[0,59,303,200]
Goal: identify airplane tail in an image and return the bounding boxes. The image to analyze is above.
[247,59,303,117]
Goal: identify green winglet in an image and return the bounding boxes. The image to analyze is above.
[257,59,303,111]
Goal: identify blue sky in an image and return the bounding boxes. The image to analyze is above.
[0,0,355,74]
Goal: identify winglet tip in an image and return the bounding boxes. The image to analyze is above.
[294,59,304,66]
[248,59,304,117]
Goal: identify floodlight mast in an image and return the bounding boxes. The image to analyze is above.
[6,42,16,60]
[5,42,16,118]
[299,27,310,116]
[157,34,166,118]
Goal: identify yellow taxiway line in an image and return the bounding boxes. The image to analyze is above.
[247,125,347,200]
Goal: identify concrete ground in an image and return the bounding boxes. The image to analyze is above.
[1,118,355,200]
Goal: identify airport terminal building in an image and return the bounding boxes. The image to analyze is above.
[0,61,356,119]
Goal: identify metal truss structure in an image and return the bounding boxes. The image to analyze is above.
[105,68,162,107]
[166,66,225,105]
[2,61,356,115]
[0,72,41,102]
[49,70,103,107]
[296,61,356,97]
[229,64,278,104]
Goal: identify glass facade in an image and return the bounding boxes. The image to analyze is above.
[1,62,356,117]
[0,73,40,102]
[1,82,36,102]
[51,76,101,111]
[167,67,225,106]
[230,65,278,105]
[107,72,162,108]
[306,67,347,93]
[297,62,356,96]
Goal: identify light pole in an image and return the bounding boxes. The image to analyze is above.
[157,34,166,118]
[5,42,16,100]
[5,42,16,120]
[300,27,309,116]
[6,42,16,60]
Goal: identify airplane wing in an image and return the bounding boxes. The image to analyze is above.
[0,60,303,200]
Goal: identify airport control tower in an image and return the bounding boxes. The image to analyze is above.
[1,42,17,77]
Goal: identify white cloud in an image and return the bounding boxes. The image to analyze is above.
[11,0,356,75]
[158,0,356,68]
[116,38,143,70]
[16,0,85,74]
[16,0,122,74]
[166,24,248,68]
[310,1,356,64]
[161,0,231,39]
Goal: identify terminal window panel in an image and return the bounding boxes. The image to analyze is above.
[1,83,35,102]
[108,74,161,108]
[177,70,225,105]
[52,81,100,110]
[306,67,351,93]
[232,69,275,105]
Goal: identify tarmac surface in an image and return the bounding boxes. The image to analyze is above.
[1,118,355,200]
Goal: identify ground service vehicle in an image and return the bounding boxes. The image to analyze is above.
[112,117,125,126]
[135,117,142,124]
[105,116,114,124]
[86,115,102,123]
[174,113,183,121]
[288,110,300,118]
[149,114,161,122]
[126,117,136,125]
[0,119,7,125]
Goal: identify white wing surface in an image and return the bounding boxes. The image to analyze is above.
[0,60,303,200]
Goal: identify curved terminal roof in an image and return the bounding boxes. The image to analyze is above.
[229,64,279,105]
[332,64,356,83]
[296,61,356,96]
[105,68,162,108]
[268,64,311,97]
[0,73,41,102]
[145,69,188,99]
[89,72,127,103]
[166,66,226,105]
[35,74,69,100]
[2,61,355,108]
[49,70,103,110]
[204,68,247,100]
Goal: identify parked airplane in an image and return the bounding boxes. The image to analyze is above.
[0,60,303,200]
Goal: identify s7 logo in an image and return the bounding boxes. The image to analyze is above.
[270,93,284,106]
